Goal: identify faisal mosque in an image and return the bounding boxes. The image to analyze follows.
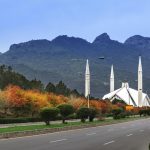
[103,56,150,107]
[85,57,150,107]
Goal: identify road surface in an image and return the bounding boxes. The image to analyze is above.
[0,118,150,150]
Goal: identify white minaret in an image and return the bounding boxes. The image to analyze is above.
[110,65,114,92]
[138,56,143,107]
[85,59,90,100]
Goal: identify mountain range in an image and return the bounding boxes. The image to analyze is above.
[0,33,150,97]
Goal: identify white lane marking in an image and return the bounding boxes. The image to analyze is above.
[50,138,67,143]
[140,130,144,132]
[104,140,115,145]
[86,132,96,136]
[126,134,133,137]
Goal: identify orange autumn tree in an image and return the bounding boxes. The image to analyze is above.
[4,85,50,117]
[23,90,50,116]
[0,90,9,115]
[69,96,114,115]
[47,93,68,107]
[3,85,69,117]
[69,97,87,110]
[1,85,125,118]
[5,85,27,116]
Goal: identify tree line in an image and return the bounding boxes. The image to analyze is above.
[0,65,82,97]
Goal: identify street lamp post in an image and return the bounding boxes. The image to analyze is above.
[87,94,90,108]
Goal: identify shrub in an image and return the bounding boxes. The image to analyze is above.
[125,111,132,117]
[77,107,90,123]
[147,109,150,116]
[139,109,147,116]
[139,108,150,116]
[57,104,74,124]
[89,108,97,122]
[112,108,123,119]
[40,107,59,125]
[120,112,126,118]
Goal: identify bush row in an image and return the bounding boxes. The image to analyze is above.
[1,106,148,124]
[0,117,42,124]
[0,114,78,124]
[139,109,150,116]
[40,104,98,125]
[112,108,134,119]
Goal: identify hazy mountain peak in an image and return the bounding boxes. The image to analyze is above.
[93,33,111,44]
[51,35,89,46]
[9,39,51,51]
[124,35,150,49]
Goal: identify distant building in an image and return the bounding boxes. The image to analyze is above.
[103,82,150,107]
[102,57,150,107]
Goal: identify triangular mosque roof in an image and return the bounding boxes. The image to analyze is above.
[103,83,150,107]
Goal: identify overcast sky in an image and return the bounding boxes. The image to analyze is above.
[0,0,150,52]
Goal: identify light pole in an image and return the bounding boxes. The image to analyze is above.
[87,94,90,108]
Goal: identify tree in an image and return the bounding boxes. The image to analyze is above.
[77,107,90,123]
[57,104,74,123]
[45,82,56,93]
[0,65,46,90]
[112,108,123,119]
[70,89,81,97]
[5,85,27,117]
[0,91,9,115]
[30,79,44,91]
[55,81,70,96]
[40,107,59,125]
[89,108,97,122]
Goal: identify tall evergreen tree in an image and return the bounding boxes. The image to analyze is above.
[55,81,71,96]
[45,82,56,93]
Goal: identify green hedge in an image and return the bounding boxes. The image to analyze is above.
[0,114,78,124]
[139,109,150,116]
[0,117,42,124]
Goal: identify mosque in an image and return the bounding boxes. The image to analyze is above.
[102,56,150,107]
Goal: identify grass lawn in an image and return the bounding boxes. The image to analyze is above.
[0,116,148,134]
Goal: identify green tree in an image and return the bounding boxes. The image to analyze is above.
[89,108,97,122]
[112,108,123,119]
[30,79,44,91]
[70,89,81,97]
[57,104,74,124]
[55,81,70,96]
[77,107,90,123]
[40,107,59,125]
[45,82,56,93]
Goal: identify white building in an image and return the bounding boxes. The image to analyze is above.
[103,82,150,107]
[102,57,150,107]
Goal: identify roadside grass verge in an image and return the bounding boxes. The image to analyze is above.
[0,116,148,134]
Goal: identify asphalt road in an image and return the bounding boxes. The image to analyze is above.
[0,118,150,150]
